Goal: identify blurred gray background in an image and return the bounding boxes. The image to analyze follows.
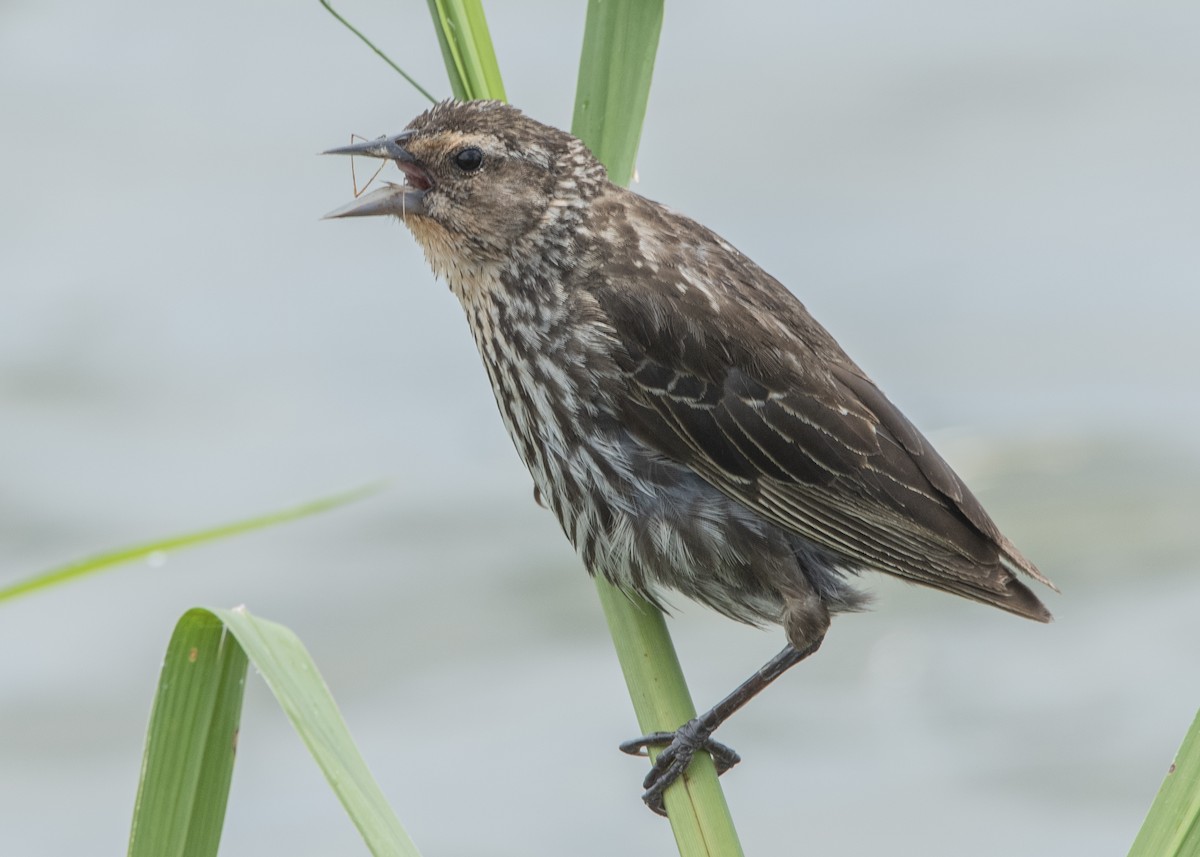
[2,0,1198,854]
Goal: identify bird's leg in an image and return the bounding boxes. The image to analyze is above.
[619,640,820,815]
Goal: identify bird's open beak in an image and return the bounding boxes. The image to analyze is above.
[322,132,430,219]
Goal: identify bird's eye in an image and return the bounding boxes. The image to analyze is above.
[452,147,484,173]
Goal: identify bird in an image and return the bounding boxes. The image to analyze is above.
[323,99,1057,815]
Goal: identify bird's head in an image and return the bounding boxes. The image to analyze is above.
[324,100,606,264]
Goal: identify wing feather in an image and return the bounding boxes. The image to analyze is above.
[586,206,1054,620]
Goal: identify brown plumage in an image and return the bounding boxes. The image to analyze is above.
[325,99,1056,814]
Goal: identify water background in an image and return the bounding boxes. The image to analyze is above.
[2,1,1198,854]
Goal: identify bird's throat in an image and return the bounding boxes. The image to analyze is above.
[405,216,507,311]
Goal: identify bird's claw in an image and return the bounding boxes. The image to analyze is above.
[619,719,741,815]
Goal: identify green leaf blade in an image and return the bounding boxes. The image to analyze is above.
[128,609,248,857]
[571,1,741,852]
[594,582,743,857]
[570,2,742,851]
[214,606,422,857]
[571,0,664,187]
[320,0,438,103]
[1129,708,1200,857]
[426,0,505,102]
[129,606,421,857]
[0,483,383,603]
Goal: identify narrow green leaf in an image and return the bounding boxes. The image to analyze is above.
[572,0,664,186]
[129,607,422,857]
[425,0,466,100]
[0,483,383,603]
[573,3,742,852]
[128,609,248,857]
[1129,708,1200,857]
[320,0,438,103]
[213,606,422,857]
[595,583,743,856]
[425,0,506,102]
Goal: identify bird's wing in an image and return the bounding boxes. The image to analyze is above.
[586,216,1053,620]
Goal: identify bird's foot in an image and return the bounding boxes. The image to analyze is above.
[619,719,741,816]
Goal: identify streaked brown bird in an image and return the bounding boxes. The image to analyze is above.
[324,99,1056,814]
